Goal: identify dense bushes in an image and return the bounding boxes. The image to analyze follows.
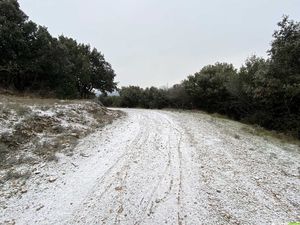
[99,86,168,109]
[101,16,300,138]
[183,63,237,114]
[0,0,116,98]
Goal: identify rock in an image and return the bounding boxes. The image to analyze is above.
[6,193,13,199]
[65,152,74,157]
[117,206,124,214]
[80,153,90,158]
[4,220,15,225]
[70,133,79,138]
[52,125,64,133]
[115,186,123,191]
[34,170,41,175]
[62,143,70,148]
[48,176,57,183]
[36,204,44,211]
[20,187,27,194]
[20,180,26,186]
[71,162,78,167]
[234,134,240,139]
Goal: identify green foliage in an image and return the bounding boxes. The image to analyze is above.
[165,84,191,108]
[101,16,300,138]
[0,0,116,98]
[226,56,270,118]
[183,63,237,113]
[119,86,144,108]
[99,95,121,107]
[140,87,168,109]
[100,86,168,109]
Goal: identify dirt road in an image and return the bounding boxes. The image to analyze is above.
[1,109,300,225]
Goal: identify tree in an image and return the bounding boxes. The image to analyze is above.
[267,16,300,136]
[0,0,116,98]
[141,87,168,109]
[0,0,28,65]
[269,16,300,81]
[226,56,270,118]
[119,86,143,108]
[89,48,116,94]
[268,16,300,114]
[0,0,31,89]
[183,63,237,113]
[166,84,190,108]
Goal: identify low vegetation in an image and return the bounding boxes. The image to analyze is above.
[0,95,122,182]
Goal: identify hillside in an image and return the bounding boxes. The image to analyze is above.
[0,94,122,200]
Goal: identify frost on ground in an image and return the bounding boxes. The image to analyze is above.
[1,108,300,225]
[0,95,122,203]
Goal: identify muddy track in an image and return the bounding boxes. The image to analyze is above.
[1,109,300,225]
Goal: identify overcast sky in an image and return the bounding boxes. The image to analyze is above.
[19,0,300,88]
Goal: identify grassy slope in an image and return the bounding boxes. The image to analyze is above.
[0,94,123,181]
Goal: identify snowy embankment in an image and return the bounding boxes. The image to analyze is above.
[0,95,122,206]
[1,108,300,225]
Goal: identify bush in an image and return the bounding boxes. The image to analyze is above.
[99,16,300,138]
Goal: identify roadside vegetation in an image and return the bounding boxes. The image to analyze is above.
[0,95,122,185]
[0,0,116,98]
[100,16,300,139]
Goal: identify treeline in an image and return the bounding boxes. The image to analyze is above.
[0,0,116,98]
[100,16,300,138]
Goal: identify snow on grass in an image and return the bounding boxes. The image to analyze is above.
[0,95,122,204]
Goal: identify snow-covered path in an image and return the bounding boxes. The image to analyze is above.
[2,109,300,225]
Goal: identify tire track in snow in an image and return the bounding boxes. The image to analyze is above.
[3,109,299,225]
[133,115,174,225]
[69,113,151,224]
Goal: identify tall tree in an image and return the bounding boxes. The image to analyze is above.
[183,63,237,112]
[0,0,117,98]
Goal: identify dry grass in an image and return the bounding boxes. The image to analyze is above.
[167,108,300,146]
[0,93,96,106]
[0,94,122,181]
[240,125,300,146]
[5,168,31,180]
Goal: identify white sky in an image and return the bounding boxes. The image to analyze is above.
[19,0,300,87]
